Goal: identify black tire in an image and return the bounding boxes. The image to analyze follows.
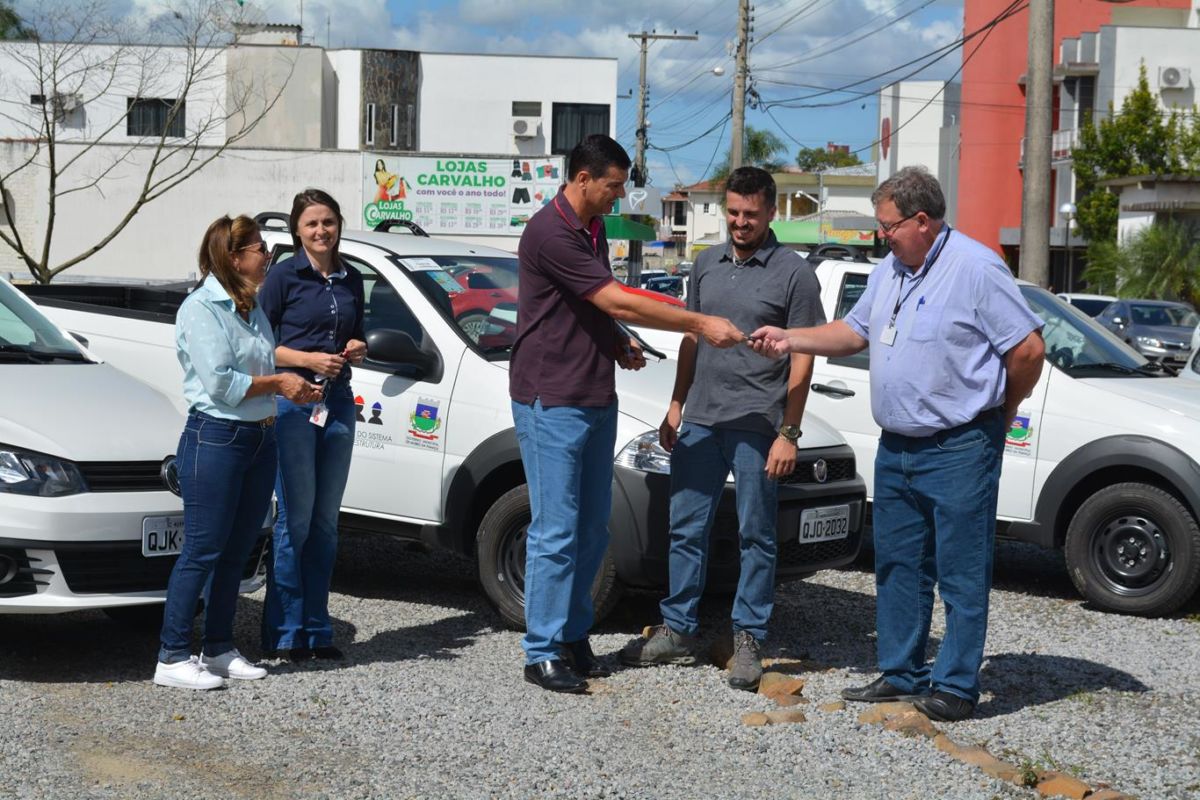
[476,484,622,630]
[103,603,166,631]
[1064,482,1200,616]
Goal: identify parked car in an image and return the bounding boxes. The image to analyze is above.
[675,261,694,275]
[1057,292,1117,318]
[1182,323,1200,383]
[636,269,669,287]
[806,260,1200,617]
[1095,299,1197,368]
[22,218,866,629]
[643,275,684,299]
[0,275,268,623]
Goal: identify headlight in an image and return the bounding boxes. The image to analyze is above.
[614,431,671,474]
[1135,336,1162,348]
[0,446,87,497]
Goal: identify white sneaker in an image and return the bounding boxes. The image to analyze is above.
[200,649,268,681]
[154,656,225,690]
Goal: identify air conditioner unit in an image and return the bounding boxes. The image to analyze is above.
[511,116,540,138]
[51,93,82,115]
[1158,65,1190,89]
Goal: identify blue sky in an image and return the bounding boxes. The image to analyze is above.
[19,0,966,188]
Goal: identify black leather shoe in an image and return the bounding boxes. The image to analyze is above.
[561,639,610,679]
[913,691,975,722]
[313,646,344,661]
[523,659,587,693]
[841,675,925,703]
[287,647,314,663]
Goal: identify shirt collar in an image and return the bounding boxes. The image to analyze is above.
[199,273,235,307]
[719,230,780,267]
[889,225,952,279]
[294,246,347,280]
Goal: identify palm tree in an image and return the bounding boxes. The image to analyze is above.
[1083,219,1200,305]
[710,126,787,183]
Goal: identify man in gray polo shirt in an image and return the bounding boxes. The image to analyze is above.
[620,166,824,691]
[748,166,1045,720]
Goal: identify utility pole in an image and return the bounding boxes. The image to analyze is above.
[1019,0,1053,287]
[730,0,751,170]
[628,30,697,286]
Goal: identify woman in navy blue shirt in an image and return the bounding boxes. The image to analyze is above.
[258,189,366,661]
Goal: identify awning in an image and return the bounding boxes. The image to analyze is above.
[603,215,657,241]
[770,219,876,245]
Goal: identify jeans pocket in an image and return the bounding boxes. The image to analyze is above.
[935,425,986,452]
[197,418,241,447]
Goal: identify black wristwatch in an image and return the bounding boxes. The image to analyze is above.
[778,424,802,443]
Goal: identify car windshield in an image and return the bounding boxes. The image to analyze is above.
[391,254,520,355]
[0,279,89,364]
[1021,286,1157,376]
[1130,303,1199,327]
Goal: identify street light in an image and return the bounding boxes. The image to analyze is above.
[1060,202,1076,292]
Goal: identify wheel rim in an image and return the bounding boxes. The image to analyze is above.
[497,520,527,604]
[460,316,488,342]
[1089,510,1171,597]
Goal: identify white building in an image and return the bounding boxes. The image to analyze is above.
[0,32,616,281]
[875,80,961,225]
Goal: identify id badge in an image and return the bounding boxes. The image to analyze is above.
[880,326,897,347]
[309,402,329,427]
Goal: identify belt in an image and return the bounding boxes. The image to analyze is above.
[191,411,275,428]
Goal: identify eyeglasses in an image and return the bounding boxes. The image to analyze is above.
[875,212,919,236]
[237,241,268,255]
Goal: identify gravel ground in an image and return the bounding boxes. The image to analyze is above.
[2,534,1198,800]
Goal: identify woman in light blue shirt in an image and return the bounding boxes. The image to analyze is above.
[154,214,321,691]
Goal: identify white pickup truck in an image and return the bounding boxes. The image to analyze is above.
[808,258,1200,617]
[20,216,868,629]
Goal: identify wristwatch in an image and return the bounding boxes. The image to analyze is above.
[778,424,802,443]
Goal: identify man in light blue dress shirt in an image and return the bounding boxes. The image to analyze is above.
[749,166,1045,721]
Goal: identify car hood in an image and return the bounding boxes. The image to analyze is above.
[1081,375,1200,420]
[611,356,846,448]
[0,363,183,461]
[1128,324,1193,344]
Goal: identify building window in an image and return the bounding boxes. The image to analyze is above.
[673,202,687,226]
[390,104,398,147]
[551,102,610,155]
[512,100,542,117]
[702,203,710,214]
[406,104,414,149]
[365,103,376,147]
[126,98,185,137]
[29,94,45,105]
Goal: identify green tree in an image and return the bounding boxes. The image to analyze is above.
[0,0,34,39]
[1071,63,1196,257]
[1082,219,1200,306]
[710,126,788,183]
[794,146,862,172]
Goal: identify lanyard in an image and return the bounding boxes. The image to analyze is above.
[553,195,600,255]
[889,227,952,327]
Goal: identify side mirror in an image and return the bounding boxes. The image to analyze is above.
[1111,316,1124,326]
[364,328,442,382]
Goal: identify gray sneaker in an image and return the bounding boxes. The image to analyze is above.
[728,629,763,691]
[619,624,698,667]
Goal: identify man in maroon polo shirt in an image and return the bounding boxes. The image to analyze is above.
[511,134,744,693]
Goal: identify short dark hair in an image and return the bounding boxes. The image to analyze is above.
[567,134,632,181]
[724,166,776,207]
[872,166,946,220]
[289,188,345,263]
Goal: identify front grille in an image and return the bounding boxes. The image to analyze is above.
[0,548,52,597]
[56,536,266,594]
[779,456,856,486]
[777,535,856,567]
[77,461,168,492]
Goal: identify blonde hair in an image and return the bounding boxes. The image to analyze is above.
[198,215,259,314]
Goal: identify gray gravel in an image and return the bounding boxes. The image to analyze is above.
[2,534,1198,800]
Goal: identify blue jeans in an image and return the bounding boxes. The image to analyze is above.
[659,423,778,642]
[159,413,277,664]
[512,399,617,665]
[262,381,355,650]
[873,408,1006,703]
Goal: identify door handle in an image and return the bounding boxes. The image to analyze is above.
[811,383,856,398]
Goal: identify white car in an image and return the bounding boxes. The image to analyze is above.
[0,275,266,621]
[23,217,868,629]
[1057,292,1117,318]
[809,260,1200,616]
[1182,323,1200,382]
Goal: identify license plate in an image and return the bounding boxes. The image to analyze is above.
[142,515,185,557]
[798,505,850,543]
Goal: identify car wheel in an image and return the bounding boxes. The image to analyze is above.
[1064,482,1200,616]
[476,484,622,630]
[456,311,490,343]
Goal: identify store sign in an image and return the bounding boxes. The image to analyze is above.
[362,154,565,235]
[617,185,662,216]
